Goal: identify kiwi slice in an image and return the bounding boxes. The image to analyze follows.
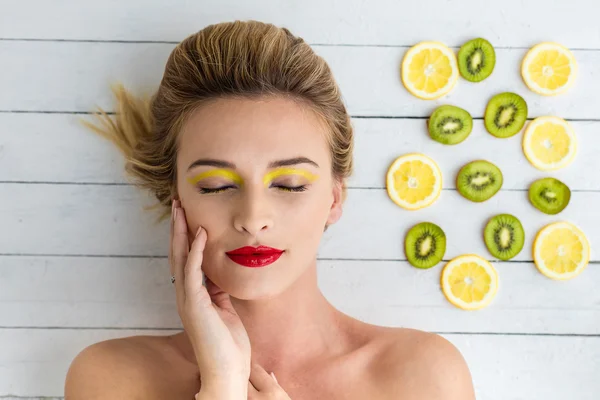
[529,177,571,215]
[428,105,473,145]
[484,92,528,138]
[405,222,446,269]
[484,214,525,260]
[456,160,503,202]
[458,38,496,82]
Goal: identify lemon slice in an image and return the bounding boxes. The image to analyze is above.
[386,153,442,210]
[401,42,459,100]
[521,42,577,96]
[533,222,590,280]
[441,254,498,310]
[522,116,577,171]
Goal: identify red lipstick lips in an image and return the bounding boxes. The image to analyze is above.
[226,245,284,268]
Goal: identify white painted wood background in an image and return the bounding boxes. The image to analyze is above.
[1,0,599,398]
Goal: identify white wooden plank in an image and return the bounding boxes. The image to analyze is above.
[319,45,597,119]
[1,256,598,334]
[0,328,598,399]
[323,188,599,262]
[350,119,600,191]
[0,184,597,261]
[0,114,127,184]
[1,41,598,119]
[453,335,600,400]
[0,328,159,398]
[1,0,599,49]
[1,2,597,399]
[2,113,599,191]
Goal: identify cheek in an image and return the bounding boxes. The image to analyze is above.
[180,200,231,249]
[277,193,330,232]
[184,195,228,224]
[286,199,329,257]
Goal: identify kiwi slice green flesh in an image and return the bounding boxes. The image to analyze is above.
[456,160,503,202]
[484,214,525,260]
[458,38,496,82]
[484,92,528,138]
[428,105,473,145]
[529,177,571,215]
[405,222,446,269]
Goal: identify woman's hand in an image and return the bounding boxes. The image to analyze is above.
[195,364,291,399]
[171,199,293,399]
[248,364,293,399]
[170,199,251,394]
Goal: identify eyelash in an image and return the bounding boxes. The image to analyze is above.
[197,185,308,194]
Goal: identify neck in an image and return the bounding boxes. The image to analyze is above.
[231,260,348,373]
[174,260,354,376]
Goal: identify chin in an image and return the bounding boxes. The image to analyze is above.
[213,266,292,301]
[224,281,286,300]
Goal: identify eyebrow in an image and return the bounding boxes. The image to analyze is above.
[187,157,319,172]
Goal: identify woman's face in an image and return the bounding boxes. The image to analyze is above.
[175,96,343,299]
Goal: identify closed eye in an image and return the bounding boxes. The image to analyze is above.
[275,185,308,192]
[197,185,308,194]
[197,186,235,194]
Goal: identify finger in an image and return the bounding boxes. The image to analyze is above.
[169,200,175,277]
[204,275,236,314]
[248,380,259,397]
[184,218,208,299]
[172,201,189,303]
[249,363,277,393]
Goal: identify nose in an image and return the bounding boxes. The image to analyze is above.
[232,186,274,236]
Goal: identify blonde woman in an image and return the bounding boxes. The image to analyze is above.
[64,20,476,399]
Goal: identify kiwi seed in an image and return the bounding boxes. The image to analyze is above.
[484,92,528,138]
[428,105,473,145]
[458,38,496,82]
[405,222,446,269]
[456,160,503,202]
[484,214,525,260]
[529,177,571,215]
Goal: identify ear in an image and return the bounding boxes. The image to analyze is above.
[326,179,344,226]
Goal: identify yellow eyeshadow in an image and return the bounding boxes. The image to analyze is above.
[187,169,244,185]
[263,168,319,186]
[187,168,318,187]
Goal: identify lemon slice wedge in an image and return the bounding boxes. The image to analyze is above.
[401,42,459,100]
[522,116,577,171]
[441,254,498,310]
[521,42,577,96]
[386,153,442,210]
[533,222,590,280]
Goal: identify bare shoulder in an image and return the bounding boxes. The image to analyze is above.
[64,336,156,399]
[372,327,476,400]
[64,335,197,400]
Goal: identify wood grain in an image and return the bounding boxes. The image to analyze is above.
[2,114,599,191]
[1,1,598,397]
[0,0,598,48]
[1,42,599,119]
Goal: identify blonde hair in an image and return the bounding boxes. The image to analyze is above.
[83,20,354,225]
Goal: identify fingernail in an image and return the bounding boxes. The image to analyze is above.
[196,226,203,237]
[174,207,178,221]
[271,371,278,383]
